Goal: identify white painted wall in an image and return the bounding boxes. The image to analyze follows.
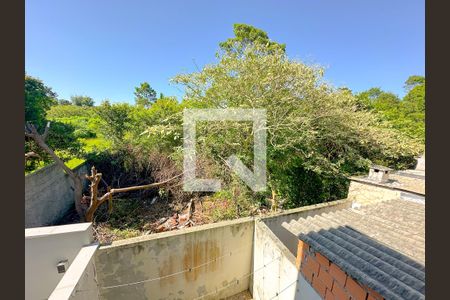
[252,221,321,300]
[49,243,99,300]
[25,223,94,300]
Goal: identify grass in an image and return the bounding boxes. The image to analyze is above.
[25,136,111,175]
[66,157,86,169]
[80,137,111,152]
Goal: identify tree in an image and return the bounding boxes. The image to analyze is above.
[134,82,157,108]
[25,76,81,172]
[173,43,421,208]
[71,95,94,107]
[25,122,85,218]
[95,101,132,145]
[219,23,286,55]
[25,122,181,222]
[401,76,425,142]
[404,75,425,91]
[25,75,57,127]
[356,76,425,143]
[356,88,401,120]
[58,99,72,105]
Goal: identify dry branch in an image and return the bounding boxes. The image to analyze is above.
[25,122,85,219]
[84,166,183,222]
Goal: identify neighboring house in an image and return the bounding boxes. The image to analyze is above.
[283,163,425,300]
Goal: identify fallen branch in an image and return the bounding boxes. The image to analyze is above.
[84,166,183,222]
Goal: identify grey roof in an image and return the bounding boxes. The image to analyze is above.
[282,199,425,300]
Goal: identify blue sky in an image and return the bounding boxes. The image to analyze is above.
[26,0,424,104]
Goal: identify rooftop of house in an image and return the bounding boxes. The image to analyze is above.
[350,170,425,196]
[282,198,425,300]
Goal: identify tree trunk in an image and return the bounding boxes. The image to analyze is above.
[25,122,85,220]
[73,176,85,221]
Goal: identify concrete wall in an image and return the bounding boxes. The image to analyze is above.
[49,243,99,300]
[416,155,425,171]
[25,162,88,228]
[347,181,401,206]
[261,199,352,256]
[94,218,254,300]
[25,223,94,300]
[252,221,321,300]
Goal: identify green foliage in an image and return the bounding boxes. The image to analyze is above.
[71,95,94,106]
[173,43,421,206]
[404,75,425,91]
[47,105,101,140]
[134,82,157,108]
[95,101,132,146]
[25,25,426,224]
[58,99,71,105]
[401,77,425,142]
[65,158,86,169]
[25,75,57,127]
[47,104,95,118]
[25,75,85,173]
[356,76,425,143]
[132,97,184,152]
[219,23,286,55]
[25,121,82,172]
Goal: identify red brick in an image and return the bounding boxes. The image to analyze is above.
[317,268,334,289]
[330,263,348,287]
[303,255,320,275]
[301,264,314,283]
[317,252,331,270]
[325,289,336,300]
[363,285,384,300]
[296,240,308,270]
[332,282,350,300]
[345,277,368,300]
[312,274,328,298]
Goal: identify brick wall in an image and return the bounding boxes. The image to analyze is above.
[296,241,384,300]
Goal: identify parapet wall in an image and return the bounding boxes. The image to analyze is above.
[25,223,94,300]
[252,221,321,300]
[25,162,88,228]
[94,218,255,300]
[27,199,357,300]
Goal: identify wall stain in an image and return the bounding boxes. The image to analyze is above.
[183,239,220,281]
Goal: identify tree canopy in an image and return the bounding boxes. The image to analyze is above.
[71,95,94,106]
[219,24,286,55]
[25,75,57,127]
[134,82,157,108]
[356,76,425,143]
[171,43,421,206]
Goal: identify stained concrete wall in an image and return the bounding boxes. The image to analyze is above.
[252,221,321,300]
[49,243,99,300]
[25,162,88,228]
[94,218,254,300]
[25,223,94,300]
[261,199,352,256]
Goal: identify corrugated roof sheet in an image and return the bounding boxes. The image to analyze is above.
[282,199,425,300]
